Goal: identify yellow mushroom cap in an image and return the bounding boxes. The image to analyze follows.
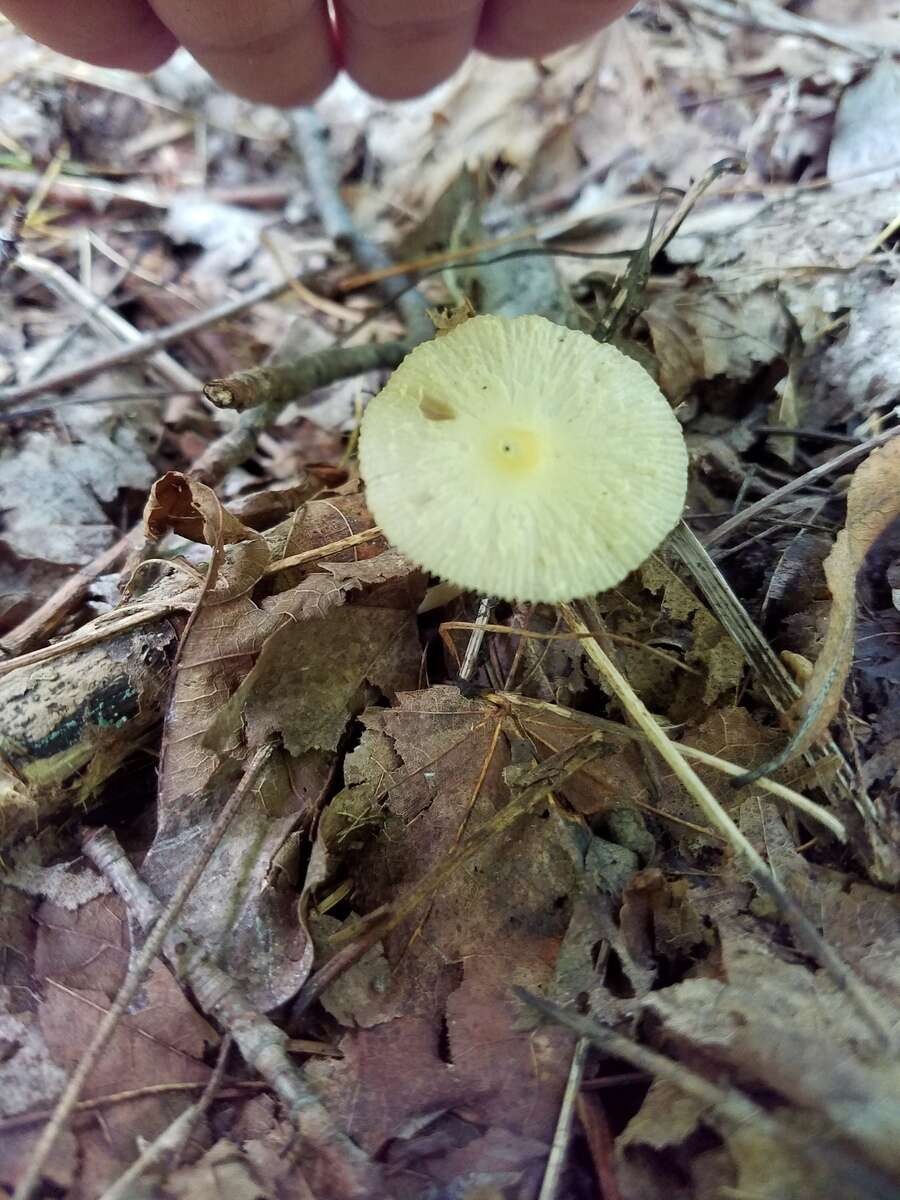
[359,313,688,604]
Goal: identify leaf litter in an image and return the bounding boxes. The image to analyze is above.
[0,2,899,1198]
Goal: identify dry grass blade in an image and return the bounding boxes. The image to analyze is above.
[516,989,900,1200]
[667,522,898,884]
[703,420,900,550]
[15,253,203,396]
[493,692,846,840]
[538,1038,589,1200]
[11,741,276,1200]
[264,526,385,574]
[0,273,307,409]
[558,604,894,1051]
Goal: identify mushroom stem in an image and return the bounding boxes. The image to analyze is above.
[558,603,894,1051]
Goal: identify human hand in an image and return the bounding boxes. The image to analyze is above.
[3,0,631,105]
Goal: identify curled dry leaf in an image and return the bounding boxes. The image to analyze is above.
[143,470,270,599]
[748,437,900,780]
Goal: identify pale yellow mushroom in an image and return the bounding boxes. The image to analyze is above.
[359,314,688,603]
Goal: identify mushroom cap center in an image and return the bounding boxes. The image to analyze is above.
[487,426,542,476]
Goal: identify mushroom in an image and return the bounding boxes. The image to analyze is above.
[358,313,688,603]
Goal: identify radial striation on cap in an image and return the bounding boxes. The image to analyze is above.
[359,314,688,604]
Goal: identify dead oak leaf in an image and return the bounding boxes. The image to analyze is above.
[33,931,214,1197]
[446,948,573,1144]
[640,557,746,706]
[143,471,270,602]
[211,599,421,758]
[644,285,791,404]
[164,1139,269,1200]
[314,686,579,1033]
[790,436,900,754]
[640,924,900,1181]
[304,1015,469,1156]
[616,1079,839,1200]
[740,801,900,1001]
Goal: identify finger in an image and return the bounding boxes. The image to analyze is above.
[477,0,630,58]
[334,0,483,100]
[148,0,337,106]
[3,0,176,72]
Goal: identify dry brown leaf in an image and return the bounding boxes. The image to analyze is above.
[0,403,156,626]
[303,686,583,1174]
[643,285,791,404]
[639,558,746,706]
[217,601,422,756]
[143,470,270,599]
[616,1080,839,1200]
[164,1139,268,1200]
[24,895,215,1197]
[785,437,900,756]
[446,949,574,1142]
[324,38,607,215]
[143,483,418,1010]
[305,1015,470,1156]
[740,801,900,1001]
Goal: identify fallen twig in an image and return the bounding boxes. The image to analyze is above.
[704,419,900,549]
[0,1082,266,1135]
[0,527,145,659]
[203,339,411,412]
[83,825,379,1195]
[11,741,277,1200]
[97,1103,202,1200]
[538,1038,589,1200]
[15,253,203,396]
[0,272,308,408]
[290,108,431,341]
[517,990,900,1200]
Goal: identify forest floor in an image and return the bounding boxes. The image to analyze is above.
[0,2,899,1198]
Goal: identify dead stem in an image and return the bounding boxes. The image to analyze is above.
[82,825,379,1192]
[264,525,384,574]
[11,741,276,1200]
[15,253,203,396]
[576,1090,624,1200]
[0,273,304,409]
[559,603,894,1050]
[493,692,846,841]
[517,989,900,1198]
[684,0,895,56]
[0,1082,267,1135]
[538,1038,590,1200]
[703,422,900,549]
[97,1102,202,1200]
[290,108,432,341]
[203,339,411,412]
